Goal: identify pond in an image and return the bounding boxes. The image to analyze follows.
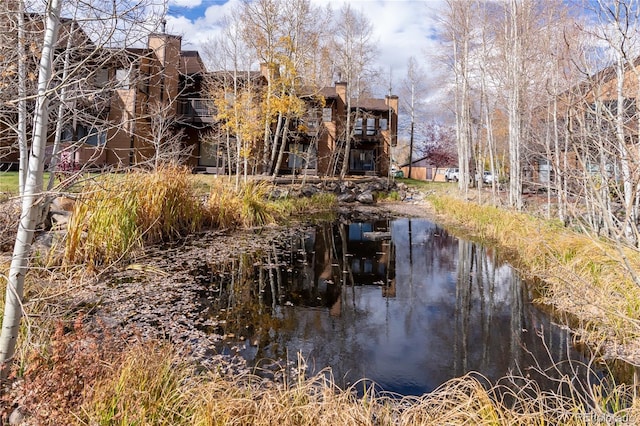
[198,217,596,396]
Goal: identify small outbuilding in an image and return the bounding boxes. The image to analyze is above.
[400,156,450,182]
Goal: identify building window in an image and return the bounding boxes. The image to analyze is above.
[116,68,130,90]
[304,108,319,133]
[95,68,109,88]
[587,98,636,125]
[349,148,374,171]
[379,118,388,130]
[286,143,317,169]
[61,126,74,142]
[366,118,375,135]
[322,107,332,122]
[60,125,105,145]
[78,125,106,146]
[354,118,363,135]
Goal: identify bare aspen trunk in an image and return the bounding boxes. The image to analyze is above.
[507,0,523,210]
[446,0,474,197]
[269,112,284,173]
[17,0,27,196]
[614,54,635,242]
[235,133,242,189]
[340,97,352,179]
[225,129,232,177]
[0,0,63,378]
[480,66,497,204]
[262,66,274,175]
[272,116,291,177]
[552,93,564,223]
[47,21,76,191]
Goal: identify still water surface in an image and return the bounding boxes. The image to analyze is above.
[207,218,591,395]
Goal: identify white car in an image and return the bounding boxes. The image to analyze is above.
[444,168,459,182]
[482,171,495,184]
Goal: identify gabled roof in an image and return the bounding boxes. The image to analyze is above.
[319,86,337,98]
[22,13,95,50]
[353,98,389,112]
[556,56,640,104]
[400,155,432,167]
[318,87,392,111]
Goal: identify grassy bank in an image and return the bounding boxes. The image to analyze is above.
[426,192,640,360]
[60,169,336,269]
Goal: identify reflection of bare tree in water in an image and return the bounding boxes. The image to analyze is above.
[454,239,525,378]
[454,239,473,377]
[195,218,590,395]
[316,224,342,316]
[481,249,495,372]
[338,224,356,311]
[509,259,524,375]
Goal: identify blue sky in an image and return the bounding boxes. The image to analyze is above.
[167,0,223,20]
[166,0,447,97]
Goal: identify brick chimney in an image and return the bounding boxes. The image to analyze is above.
[386,95,399,147]
[385,94,399,113]
[335,81,347,103]
[260,62,280,82]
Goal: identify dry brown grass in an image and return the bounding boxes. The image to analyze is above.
[64,166,204,268]
[71,344,639,425]
[3,182,640,424]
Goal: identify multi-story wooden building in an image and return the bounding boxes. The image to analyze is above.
[529,59,640,187]
[1,25,398,178]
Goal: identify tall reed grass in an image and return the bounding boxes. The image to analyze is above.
[272,191,338,218]
[79,342,190,425]
[207,180,276,228]
[206,180,337,229]
[65,166,204,268]
[64,173,336,268]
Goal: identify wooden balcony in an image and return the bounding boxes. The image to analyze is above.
[177,98,215,124]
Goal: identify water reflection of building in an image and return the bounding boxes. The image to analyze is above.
[344,222,395,296]
[281,220,397,315]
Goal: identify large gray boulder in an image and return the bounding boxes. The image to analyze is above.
[356,190,375,204]
[337,191,356,203]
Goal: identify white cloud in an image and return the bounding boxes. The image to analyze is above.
[166,0,242,49]
[168,0,203,8]
[167,0,448,97]
[308,0,446,95]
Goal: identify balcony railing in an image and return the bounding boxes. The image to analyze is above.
[177,98,214,123]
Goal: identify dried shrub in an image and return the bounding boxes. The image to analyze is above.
[79,342,190,425]
[0,198,20,252]
[0,316,126,425]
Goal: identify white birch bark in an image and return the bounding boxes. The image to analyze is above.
[0,0,63,378]
[17,0,27,196]
[448,0,473,198]
[47,20,76,192]
[507,0,523,210]
[614,52,635,242]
